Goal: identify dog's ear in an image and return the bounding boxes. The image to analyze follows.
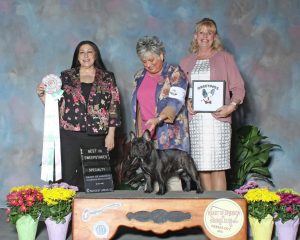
[129,131,136,141]
[142,130,152,142]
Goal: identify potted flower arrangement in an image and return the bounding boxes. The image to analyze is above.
[274,189,300,240]
[6,185,43,240]
[244,188,280,240]
[40,182,78,240]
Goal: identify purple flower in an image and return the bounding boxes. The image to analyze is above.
[43,182,79,191]
[234,181,259,195]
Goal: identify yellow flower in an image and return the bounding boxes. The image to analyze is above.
[41,188,76,206]
[10,185,41,193]
[244,188,280,203]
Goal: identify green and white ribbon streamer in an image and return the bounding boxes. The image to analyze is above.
[41,74,63,182]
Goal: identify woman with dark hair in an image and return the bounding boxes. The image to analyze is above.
[180,18,245,191]
[36,40,121,190]
[71,40,107,70]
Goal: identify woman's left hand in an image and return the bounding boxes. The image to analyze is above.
[213,104,236,118]
[105,128,115,151]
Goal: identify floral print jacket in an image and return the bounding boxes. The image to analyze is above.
[59,67,121,135]
[131,63,190,153]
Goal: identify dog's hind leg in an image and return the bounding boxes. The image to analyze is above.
[144,174,154,193]
[180,172,192,192]
[157,182,166,195]
[185,158,203,194]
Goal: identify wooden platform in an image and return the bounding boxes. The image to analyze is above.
[72,190,247,240]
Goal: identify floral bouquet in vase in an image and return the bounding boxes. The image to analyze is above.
[40,182,78,223]
[245,187,280,222]
[41,182,78,240]
[6,185,43,224]
[275,189,300,223]
[274,189,300,240]
[244,188,280,240]
[6,185,43,240]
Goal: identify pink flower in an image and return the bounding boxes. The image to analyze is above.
[20,205,27,213]
[26,201,34,207]
[25,195,35,202]
[6,186,44,224]
[17,198,24,206]
[5,208,11,214]
[36,192,43,202]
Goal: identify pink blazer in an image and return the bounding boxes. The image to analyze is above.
[180,50,245,123]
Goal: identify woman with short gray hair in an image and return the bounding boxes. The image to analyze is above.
[136,36,165,60]
[131,35,190,192]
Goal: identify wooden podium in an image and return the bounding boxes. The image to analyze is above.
[72,191,247,239]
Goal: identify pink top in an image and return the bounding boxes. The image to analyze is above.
[180,50,245,123]
[137,72,160,132]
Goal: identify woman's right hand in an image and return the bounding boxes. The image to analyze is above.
[187,99,195,115]
[36,83,46,104]
[36,82,45,97]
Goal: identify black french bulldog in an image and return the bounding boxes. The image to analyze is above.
[129,130,203,195]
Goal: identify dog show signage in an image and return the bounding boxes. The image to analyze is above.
[203,198,244,238]
[80,147,114,193]
[192,80,225,112]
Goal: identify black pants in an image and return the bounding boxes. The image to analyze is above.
[60,129,105,191]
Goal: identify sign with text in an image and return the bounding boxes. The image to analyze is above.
[204,198,244,238]
[192,80,225,112]
[80,147,114,193]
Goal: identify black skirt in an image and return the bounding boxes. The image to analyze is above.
[60,129,105,191]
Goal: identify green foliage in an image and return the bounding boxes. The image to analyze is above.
[275,204,300,223]
[230,125,281,189]
[40,201,72,224]
[248,201,277,222]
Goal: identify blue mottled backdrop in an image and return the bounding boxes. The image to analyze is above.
[0,0,299,206]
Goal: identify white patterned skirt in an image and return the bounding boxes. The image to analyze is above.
[189,113,231,171]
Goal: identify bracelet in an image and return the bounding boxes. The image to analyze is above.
[230,102,238,109]
[157,116,163,124]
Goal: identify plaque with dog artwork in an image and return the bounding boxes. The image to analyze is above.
[192,80,225,112]
[80,147,114,193]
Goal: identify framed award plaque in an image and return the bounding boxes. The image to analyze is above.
[192,80,225,112]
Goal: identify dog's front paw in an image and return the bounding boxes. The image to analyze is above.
[156,191,165,195]
[183,186,191,192]
[144,187,153,193]
[196,188,204,194]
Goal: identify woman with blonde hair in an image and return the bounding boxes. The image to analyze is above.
[180,18,245,191]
